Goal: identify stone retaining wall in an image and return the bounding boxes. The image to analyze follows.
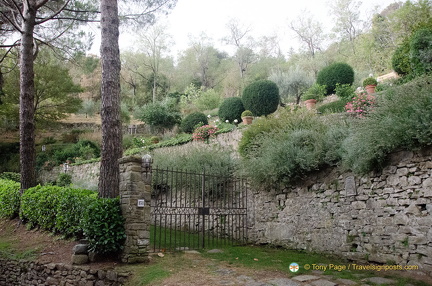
[0,259,129,286]
[248,148,432,274]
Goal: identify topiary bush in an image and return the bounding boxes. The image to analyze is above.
[242,80,280,117]
[81,198,126,254]
[0,179,20,218]
[316,62,354,95]
[180,112,208,133]
[218,97,245,123]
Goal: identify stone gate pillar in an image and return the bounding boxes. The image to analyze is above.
[118,155,151,263]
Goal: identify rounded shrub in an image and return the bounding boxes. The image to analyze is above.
[316,62,355,95]
[392,39,412,76]
[218,97,245,123]
[242,80,280,117]
[180,112,208,133]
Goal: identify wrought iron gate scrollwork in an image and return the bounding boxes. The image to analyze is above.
[150,168,248,252]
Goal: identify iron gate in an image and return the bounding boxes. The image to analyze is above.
[150,167,248,252]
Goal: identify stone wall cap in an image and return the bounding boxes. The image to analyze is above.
[118,156,142,164]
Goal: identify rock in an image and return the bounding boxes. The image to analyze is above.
[71,254,89,265]
[311,280,337,286]
[265,278,301,286]
[292,275,319,282]
[344,176,356,196]
[73,244,88,255]
[207,249,224,253]
[366,277,396,285]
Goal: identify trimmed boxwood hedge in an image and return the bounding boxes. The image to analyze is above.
[17,184,124,254]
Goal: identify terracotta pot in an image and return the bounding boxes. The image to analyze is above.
[304,99,317,110]
[242,116,253,125]
[365,85,377,95]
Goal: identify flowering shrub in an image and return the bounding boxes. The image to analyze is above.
[345,91,376,117]
[192,125,219,143]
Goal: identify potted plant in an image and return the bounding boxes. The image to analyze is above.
[363,77,378,94]
[241,110,254,125]
[302,84,325,110]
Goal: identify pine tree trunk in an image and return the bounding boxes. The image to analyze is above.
[19,1,37,192]
[99,0,122,198]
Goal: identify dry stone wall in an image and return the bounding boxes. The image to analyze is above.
[248,148,432,274]
[38,162,100,190]
[0,259,129,286]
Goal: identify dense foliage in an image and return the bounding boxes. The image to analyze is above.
[0,172,20,182]
[240,110,349,187]
[317,98,351,114]
[180,112,208,133]
[409,27,432,76]
[240,75,432,187]
[153,144,237,177]
[242,80,280,117]
[37,139,101,169]
[17,184,124,253]
[316,62,354,95]
[81,198,126,254]
[218,97,245,123]
[0,179,20,218]
[135,100,181,133]
[392,39,412,76]
[342,75,432,173]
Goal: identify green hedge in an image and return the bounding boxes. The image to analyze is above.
[19,185,124,253]
[0,179,20,219]
[81,198,126,254]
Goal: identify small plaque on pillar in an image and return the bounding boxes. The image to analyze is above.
[137,199,145,207]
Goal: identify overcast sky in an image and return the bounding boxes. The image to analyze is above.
[90,0,399,57]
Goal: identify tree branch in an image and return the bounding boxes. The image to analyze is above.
[35,0,70,24]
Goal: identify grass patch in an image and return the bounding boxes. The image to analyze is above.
[201,245,430,286]
[0,239,38,260]
[150,225,240,252]
[124,253,190,286]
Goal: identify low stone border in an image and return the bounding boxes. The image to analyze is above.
[0,259,129,286]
